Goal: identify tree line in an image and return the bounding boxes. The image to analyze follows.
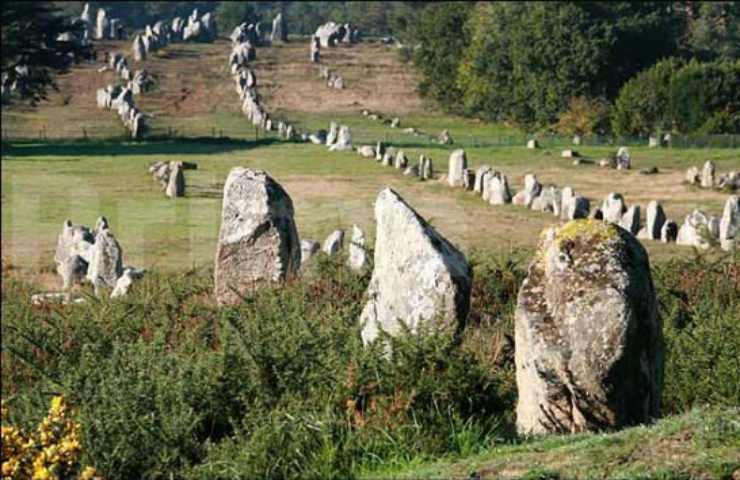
[405,1,739,136]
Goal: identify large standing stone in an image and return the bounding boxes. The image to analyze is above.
[395,150,408,169]
[515,219,661,435]
[165,161,185,198]
[641,201,666,240]
[213,168,301,304]
[447,149,467,187]
[462,169,476,191]
[512,174,542,207]
[323,229,344,255]
[531,186,561,215]
[661,220,678,243]
[474,166,492,195]
[54,220,95,289]
[359,188,472,345]
[601,193,627,223]
[86,217,124,292]
[326,122,338,146]
[701,161,715,188]
[719,195,739,251]
[347,224,368,271]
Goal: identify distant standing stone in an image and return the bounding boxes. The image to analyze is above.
[347,224,368,271]
[685,166,700,185]
[700,160,715,188]
[719,195,738,251]
[660,220,678,243]
[438,130,452,145]
[512,174,542,207]
[601,193,626,224]
[447,149,467,187]
[515,219,661,435]
[323,229,344,255]
[359,188,472,345]
[300,239,320,264]
[527,139,539,149]
[213,168,301,304]
[86,217,124,293]
[165,161,185,198]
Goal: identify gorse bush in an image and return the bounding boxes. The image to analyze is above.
[2,251,738,478]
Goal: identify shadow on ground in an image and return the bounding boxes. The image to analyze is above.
[1,137,282,159]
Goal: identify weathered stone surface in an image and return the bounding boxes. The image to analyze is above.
[357,145,375,158]
[718,171,739,191]
[701,161,715,188]
[719,195,738,251]
[110,267,144,299]
[561,149,578,158]
[382,150,394,167]
[55,220,94,289]
[644,201,666,240]
[359,188,472,345]
[310,35,320,63]
[438,130,452,145]
[561,189,590,220]
[165,161,185,198]
[420,155,433,180]
[326,122,338,146]
[395,150,408,169]
[515,219,661,435]
[375,141,385,161]
[599,157,616,169]
[95,8,108,40]
[462,169,476,191]
[601,193,626,223]
[619,205,641,235]
[512,174,542,207]
[300,239,320,264]
[572,134,582,145]
[527,139,539,149]
[86,217,124,292]
[328,126,351,151]
[661,220,678,243]
[649,136,659,148]
[474,166,492,195]
[213,168,301,304]
[685,166,700,185]
[447,149,467,187]
[347,224,368,271]
[323,229,344,255]
[615,147,631,170]
[676,209,713,249]
[404,165,419,177]
[531,186,562,216]
[486,172,512,205]
[390,117,400,128]
[315,22,343,48]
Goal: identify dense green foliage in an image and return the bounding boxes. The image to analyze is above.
[408,1,739,134]
[3,251,738,479]
[612,59,740,135]
[1,2,91,103]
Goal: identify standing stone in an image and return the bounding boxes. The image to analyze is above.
[685,166,700,185]
[719,195,739,251]
[515,219,661,435]
[527,139,539,149]
[95,8,108,40]
[54,220,94,289]
[649,136,659,148]
[300,239,320,264]
[531,186,562,215]
[326,122,338,146]
[560,187,575,219]
[563,196,590,220]
[601,193,627,223]
[474,166,492,195]
[375,141,385,161]
[271,13,287,43]
[390,117,400,128]
[310,35,320,63]
[404,165,420,177]
[328,126,352,151]
[676,209,713,249]
[420,155,433,180]
[700,160,715,188]
[661,220,678,243]
[323,229,344,255]
[133,35,146,61]
[447,149,467,187]
[165,161,185,198]
[86,217,124,292]
[359,188,472,345]
[487,172,512,205]
[213,168,301,305]
[644,201,666,240]
[619,205,641,235]
[572,134,582,145]
[462,169,476,191]
[382,150,394,167]
[348,225,368,271]
[438,130,452,145]
[395,150,408,169]
[357,145,375,158]
[513,174,543,207]
[615,147,631,170]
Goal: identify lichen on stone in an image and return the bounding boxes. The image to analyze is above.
[555,219,618,248]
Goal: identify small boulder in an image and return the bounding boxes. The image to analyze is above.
[323,229,344,256]
[347,224,368,271]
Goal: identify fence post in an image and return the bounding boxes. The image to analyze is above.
[82,127,87,140]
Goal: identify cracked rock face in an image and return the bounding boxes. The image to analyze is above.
[214,168,301,304]
[515,219,662,435]
[359,188,472,345]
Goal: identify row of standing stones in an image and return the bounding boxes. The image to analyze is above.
[445,148,739,252]
[48,164,738,436]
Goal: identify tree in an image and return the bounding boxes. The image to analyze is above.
[2,1,91,103]
[683,1,740,61]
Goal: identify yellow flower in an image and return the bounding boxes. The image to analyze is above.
[79,466,98,480]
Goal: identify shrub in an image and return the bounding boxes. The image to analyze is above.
[556,96,613,136]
